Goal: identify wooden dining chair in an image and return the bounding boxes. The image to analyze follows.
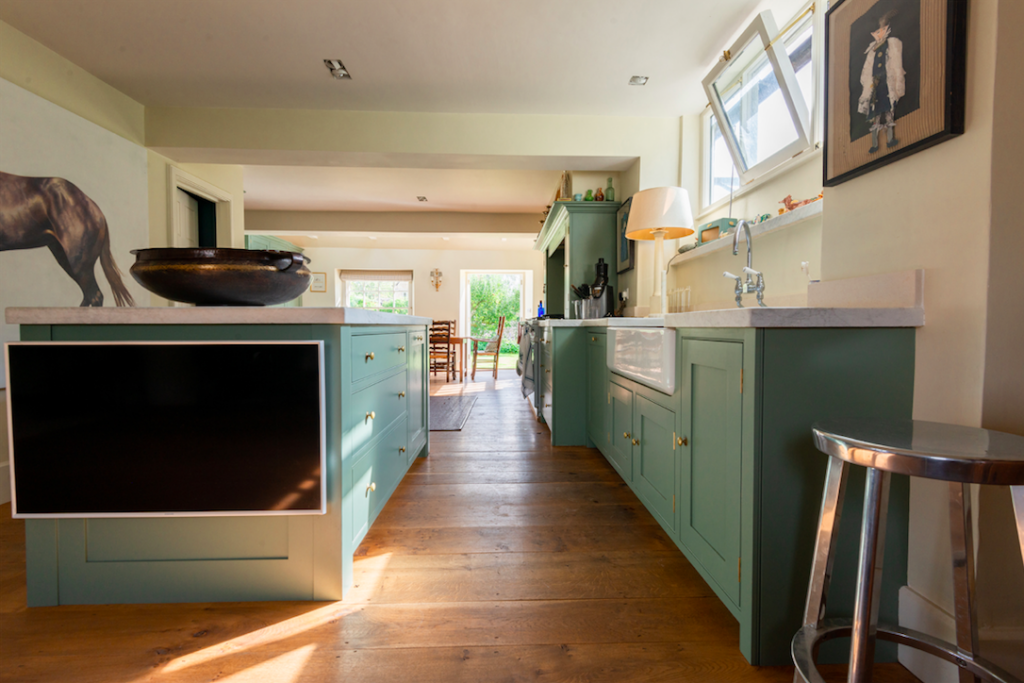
[429,320,454,382]
[470,315,505,381]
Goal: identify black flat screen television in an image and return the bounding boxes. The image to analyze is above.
[4,341,326,518]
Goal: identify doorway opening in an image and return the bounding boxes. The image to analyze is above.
[459,270,531,371]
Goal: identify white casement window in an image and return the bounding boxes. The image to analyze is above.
[702,7,817,191]
[338,270,413,314]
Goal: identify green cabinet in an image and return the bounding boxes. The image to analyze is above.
[534,202,620,319]
[677,338,744,608]
[607,380,634,481]
[17,321,430,608]
[586,332,608,448]
[632,394,677,534]
[535,324,587,446]
[578,325,915,666]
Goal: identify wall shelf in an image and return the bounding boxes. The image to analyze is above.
[669,200,823,268]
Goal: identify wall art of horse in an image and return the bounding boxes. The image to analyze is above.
[0,171,135,307]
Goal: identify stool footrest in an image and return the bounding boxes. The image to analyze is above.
[792,618,1022,683]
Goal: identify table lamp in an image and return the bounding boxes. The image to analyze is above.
[625,187,694,316]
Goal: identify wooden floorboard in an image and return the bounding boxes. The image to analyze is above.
[0,369,920,682]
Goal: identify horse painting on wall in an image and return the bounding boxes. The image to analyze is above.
[0,171,134,307]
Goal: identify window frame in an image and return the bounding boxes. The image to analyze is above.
[337,271,414,315]
[701,9,813,187]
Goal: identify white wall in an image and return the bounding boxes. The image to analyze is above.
[300,246,544,329]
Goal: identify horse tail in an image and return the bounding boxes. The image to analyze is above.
[98,223,135,307]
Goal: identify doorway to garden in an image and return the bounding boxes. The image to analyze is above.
[459,270,532,371]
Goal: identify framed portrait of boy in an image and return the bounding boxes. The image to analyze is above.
[823,0,967,186]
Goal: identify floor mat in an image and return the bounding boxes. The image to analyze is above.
[429,395,478,431]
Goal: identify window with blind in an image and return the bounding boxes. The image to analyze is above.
[339,270,413,314]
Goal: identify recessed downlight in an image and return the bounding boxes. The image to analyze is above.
[324,59,351,80]
[442,237,450,241]
[629,75,649,86]
[307,235,319,239]
[417,196,428,202]
[368,236,377,241]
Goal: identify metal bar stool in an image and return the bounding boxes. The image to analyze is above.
[792,418,1024,683]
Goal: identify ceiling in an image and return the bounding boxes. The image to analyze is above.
[244,166,562,212]
[0,0,768,117]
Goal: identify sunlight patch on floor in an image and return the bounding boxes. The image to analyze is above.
[216,644,316,683]
[347,551,394,602]
[161,603,357,674]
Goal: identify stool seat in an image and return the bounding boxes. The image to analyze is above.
[814,418,1024,485]
[793,419,1024,683]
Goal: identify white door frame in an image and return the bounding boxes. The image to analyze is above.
[167,166,234,248]
[459,269,533,339]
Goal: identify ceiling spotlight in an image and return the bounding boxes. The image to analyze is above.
[368,236,377,241]
[307,235,319,239]
[629,75,649,86]
[501,238,508,242]
[324,59,351,80]
[442,237,450,241]
[417,196,428,202]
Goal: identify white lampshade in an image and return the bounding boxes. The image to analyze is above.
[625,187,694,240]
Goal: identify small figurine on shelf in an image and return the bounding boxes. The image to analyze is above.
[584,189,594,201]
[605,177,615,202]
[595,186,604,202]
[779,193,824,213]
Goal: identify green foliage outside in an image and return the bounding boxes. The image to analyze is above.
[469,273,521,354]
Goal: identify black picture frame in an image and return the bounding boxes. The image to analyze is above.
[823,0,967,186]
[616,196,635,274]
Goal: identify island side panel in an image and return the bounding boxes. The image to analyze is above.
[16,324,335,605]
[311,324,344,601]
[756,327,914,665]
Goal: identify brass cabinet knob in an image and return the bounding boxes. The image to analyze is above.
[366,482,376,496]
[545,403,552,408]
[365,352,375,361]
[399,391,406,398]
[545,369,551,374]
[623,432,631,439]
[678,435,688,447]
[399,447,406,453]
[415,335,424,341]
[591,336,596,341]
[366,411,376,421]
[632,438,639,446]
[398,346,406,353]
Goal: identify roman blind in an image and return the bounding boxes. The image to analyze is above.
[338,270,413,282]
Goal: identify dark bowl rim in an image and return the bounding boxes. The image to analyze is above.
[130,247,310,265]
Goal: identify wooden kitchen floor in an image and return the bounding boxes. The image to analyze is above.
[0,370,920,682]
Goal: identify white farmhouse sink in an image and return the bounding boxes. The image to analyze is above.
[607,328,676,395]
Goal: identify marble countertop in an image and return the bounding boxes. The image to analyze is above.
[534,306,924,329]
[535,317,665,328]
[5,307,433,326]
[662,306,924,328]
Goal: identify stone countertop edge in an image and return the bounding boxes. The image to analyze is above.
[663,306,924,328]
[535,306,924,329]
[5,307,434,327]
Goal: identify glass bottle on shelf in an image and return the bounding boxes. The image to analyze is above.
[595,186,604,201]
[605,177,615,202]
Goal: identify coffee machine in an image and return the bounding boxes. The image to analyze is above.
[574,258,614,318]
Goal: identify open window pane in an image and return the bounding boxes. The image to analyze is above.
[708,114,737,206]
[702,10,812,184]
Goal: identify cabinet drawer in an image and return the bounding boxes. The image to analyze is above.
[352,332,408,382]
[347,369,408,439]
[374,417,409,513]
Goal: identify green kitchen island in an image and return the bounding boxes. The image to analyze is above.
[5,306,431,607]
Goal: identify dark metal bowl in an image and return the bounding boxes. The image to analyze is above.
[130,248,312,306]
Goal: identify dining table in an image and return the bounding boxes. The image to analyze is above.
[449,336,467,382]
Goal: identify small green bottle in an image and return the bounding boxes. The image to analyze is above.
[605,177,615,202]
[584,189,594,201]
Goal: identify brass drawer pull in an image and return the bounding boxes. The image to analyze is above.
[623,432,631,439]
[399,447,406,454]
[366,482,376,496]
[366,411,376,421]
[398,346,406,353]
[678,435,688,447]
[545,369,551,374]
[365,352,375,361]
[632,438,639,446]
[414,335,424,341]
[591,336,596,341]
[399,391,406,398]
[545,403,552,407]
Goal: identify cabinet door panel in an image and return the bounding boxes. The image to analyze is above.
[633,394,677,533]
[607,381,634,481]
[407,331,426,459]
[587,334,609,448]
[350,448,375,545]
[678,339,743,606]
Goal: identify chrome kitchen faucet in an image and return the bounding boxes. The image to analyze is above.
[723,220,766,308]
